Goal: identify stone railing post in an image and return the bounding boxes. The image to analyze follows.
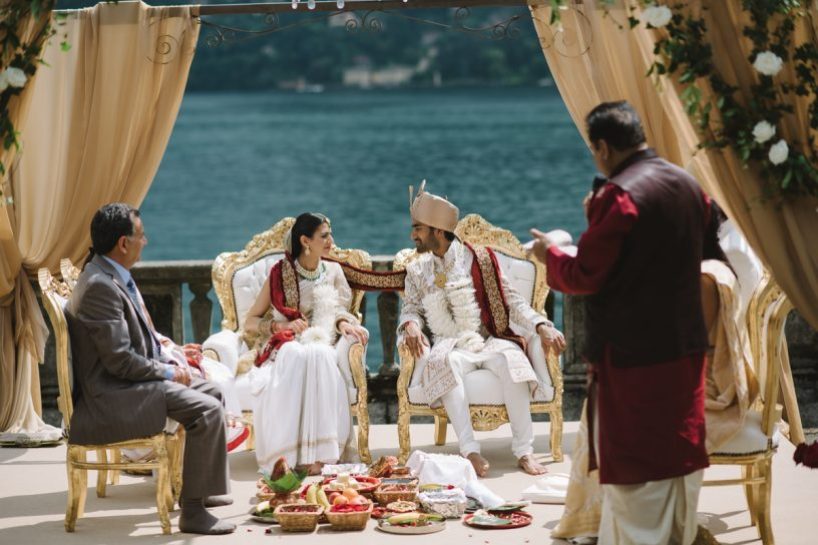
[189,280,214,345]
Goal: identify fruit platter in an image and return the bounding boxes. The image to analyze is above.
[463,509,533,529]
[250,500,278,524]
[376,512,446,535]
[322,472,381,495]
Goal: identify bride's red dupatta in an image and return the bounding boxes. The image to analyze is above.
[254,253,406,366]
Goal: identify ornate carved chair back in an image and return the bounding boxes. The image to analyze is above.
[60,258,81,291]
[38,267,74,430]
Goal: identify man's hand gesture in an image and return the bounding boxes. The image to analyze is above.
[402,321,429,359]
[537,323,566,356]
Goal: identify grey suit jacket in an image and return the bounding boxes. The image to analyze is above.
[65,254,171,445]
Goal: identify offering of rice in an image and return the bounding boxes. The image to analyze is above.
[417,486,467,519]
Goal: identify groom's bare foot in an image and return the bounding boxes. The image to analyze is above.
[518,454,547,475]
[466,452,490,477]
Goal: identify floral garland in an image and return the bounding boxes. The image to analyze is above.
[0,0,59,203]
[549,1,818,201]
[422,277,485,352]
[298,282,339,346]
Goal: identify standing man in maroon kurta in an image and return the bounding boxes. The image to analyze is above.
[531,101,710,545]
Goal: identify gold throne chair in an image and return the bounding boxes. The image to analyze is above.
[202,217,373,463]
[394,214,564,464]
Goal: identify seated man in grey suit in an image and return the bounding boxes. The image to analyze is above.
[66,203,235,535]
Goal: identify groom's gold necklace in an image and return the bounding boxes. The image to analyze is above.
[434,259,454,289]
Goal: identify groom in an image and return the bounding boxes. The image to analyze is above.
[398,181,566,476]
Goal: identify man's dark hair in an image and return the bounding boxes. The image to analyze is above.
[90,203,140,256]
[586,101,647,151]
[443,231,456,242]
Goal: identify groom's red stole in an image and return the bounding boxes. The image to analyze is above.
[255,253,407,366]
[465,243,526,350]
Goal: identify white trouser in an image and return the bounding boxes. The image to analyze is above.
[439,349,534,459]
[598,471,703,545]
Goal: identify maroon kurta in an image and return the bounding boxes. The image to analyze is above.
[547,182,709,485]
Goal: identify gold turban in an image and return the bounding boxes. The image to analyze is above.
[409,180,459,232]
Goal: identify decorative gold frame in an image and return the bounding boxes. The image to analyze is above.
[703,273,801,545]
[394,214,563,464]
[38,266,183,534]
[209,217,373,463]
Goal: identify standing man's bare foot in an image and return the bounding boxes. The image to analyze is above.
[518,454,547,475]
[466,452,490,477]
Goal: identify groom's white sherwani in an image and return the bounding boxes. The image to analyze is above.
[398,239,554,458]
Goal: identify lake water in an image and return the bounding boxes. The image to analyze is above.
[139,87,597,370]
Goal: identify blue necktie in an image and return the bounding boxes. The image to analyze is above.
[126,278,162,356]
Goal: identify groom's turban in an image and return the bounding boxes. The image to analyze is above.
[409,180,459,232]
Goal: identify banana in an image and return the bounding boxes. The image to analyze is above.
[306,483,318,504]
[317,486,331,509]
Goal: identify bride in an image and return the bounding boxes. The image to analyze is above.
[243,213,369,475]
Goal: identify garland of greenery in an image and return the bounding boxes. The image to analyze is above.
[549,0,818,201]
[0,0,57,203]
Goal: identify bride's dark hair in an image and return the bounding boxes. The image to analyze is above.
[291,212,330,258]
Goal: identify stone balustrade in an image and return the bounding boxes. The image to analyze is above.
[35,259,818,429]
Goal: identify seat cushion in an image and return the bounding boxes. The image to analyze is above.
[231,252,285,328]
[408,369,553,407]
[711,411,779,456]
[493,251,537,306]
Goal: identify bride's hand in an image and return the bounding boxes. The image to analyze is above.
[285,318,309,334]
[339,321,369,345]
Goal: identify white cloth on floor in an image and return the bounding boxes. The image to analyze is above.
[521,473,570,504]
[405,450,504,509]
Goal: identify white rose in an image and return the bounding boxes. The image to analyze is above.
[0,71,8,92]
[4,67,27,88]
[752,121,776,144]
[753,51,783,77]
[768,139,789,165]
[641,5,673,28]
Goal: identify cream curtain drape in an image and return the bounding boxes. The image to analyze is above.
[530,1,818,332]
[0,1,199,437]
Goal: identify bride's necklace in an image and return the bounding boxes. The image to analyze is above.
[295,259,324,281]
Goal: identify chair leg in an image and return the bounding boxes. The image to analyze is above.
[756,458,774,545]
[550,409,564,462]
[95,449,108,498]
[155,441,173,535]
[433,415,447,446]
[168,430,185,506]
[110,448,121,485]
[397,405,412,465]
[742,463,758,527]
[65,447,84,532]
[355,406,372,465]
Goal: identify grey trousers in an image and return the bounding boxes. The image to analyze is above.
[165,377,229,499]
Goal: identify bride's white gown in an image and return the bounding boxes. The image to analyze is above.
[249,261,360,473]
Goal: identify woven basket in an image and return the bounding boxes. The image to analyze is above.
[273,504,323,532]
[373,485,418,505]
[325,503,373,531]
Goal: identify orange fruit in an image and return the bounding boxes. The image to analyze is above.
[342,488,359,499]
[333,495,349,506]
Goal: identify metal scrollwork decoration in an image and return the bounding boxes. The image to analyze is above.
[532,5,592,58]
[145,16,193,65]
[344,10,384,34]
[199,5,530,47]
